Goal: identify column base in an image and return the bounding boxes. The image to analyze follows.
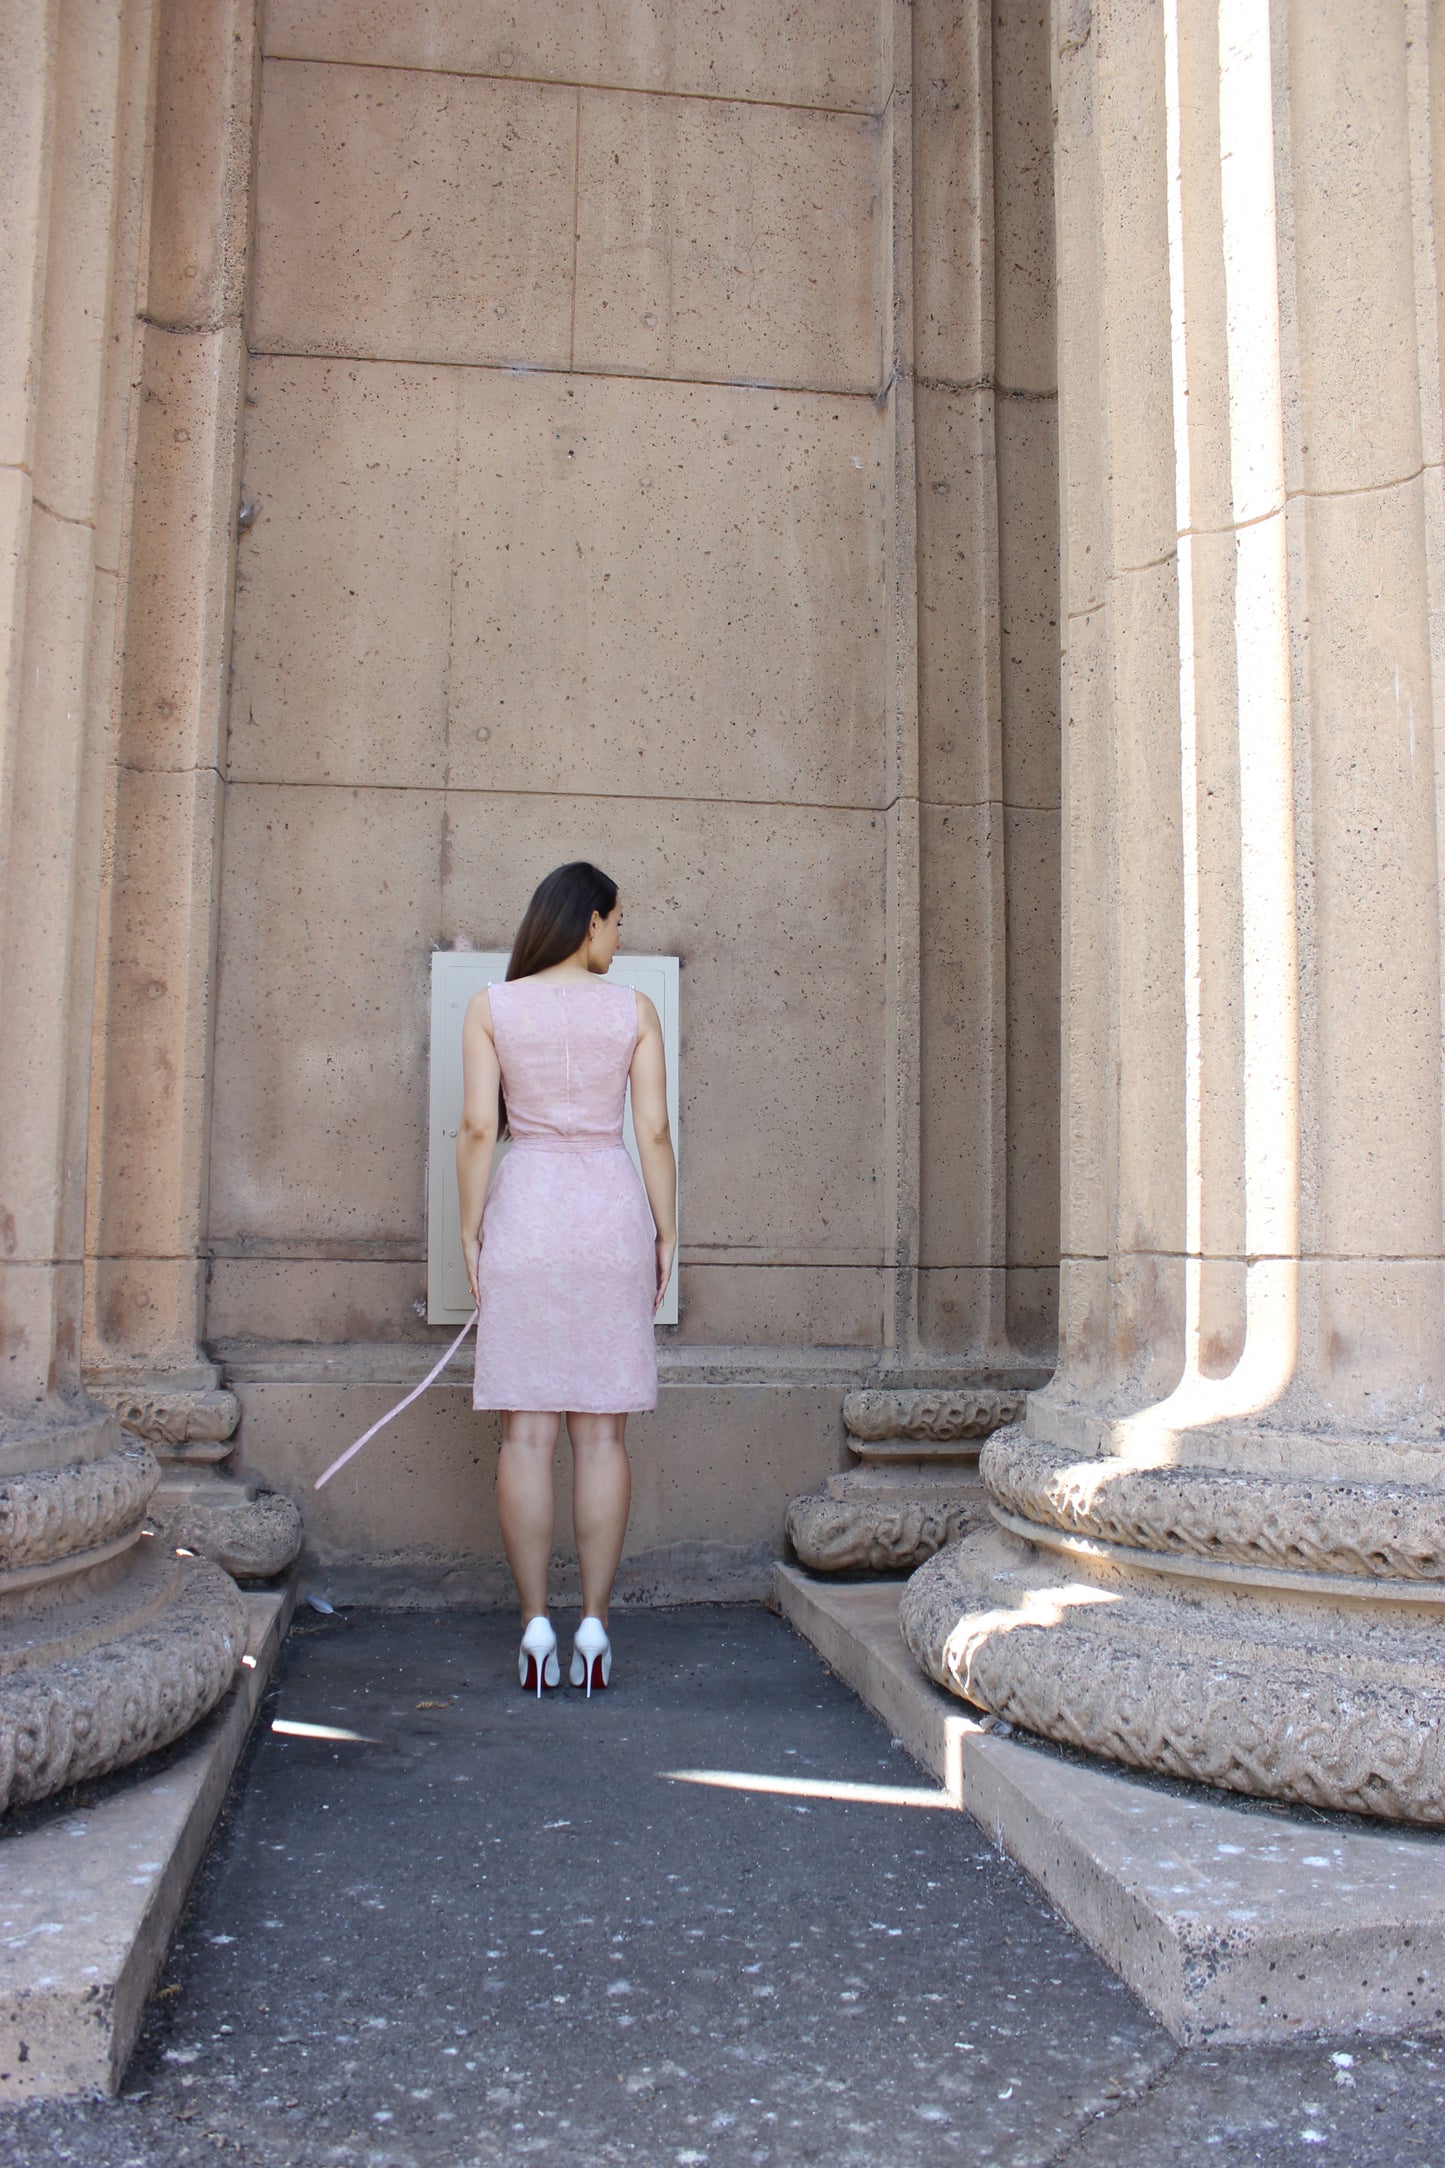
[899,1520,1445,1824]
[774,1562,1445,2042]
[786,1384,1025,1574]
[89,1367,303,1577]
[787,1465,990,1573]
[90,1375,240,1464]
[0,1537,248,1812]
[148,1472,303,1580]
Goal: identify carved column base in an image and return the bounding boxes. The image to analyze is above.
[787,1465,990,1573]
[1,1409,249,1813]
[90,1377,243,1465]
[89,1372,303,1579]
[900,1520,1445,1825]
[786,1386,1026,1576]
[1,1544,248,1812]
[148,1472,304,1580]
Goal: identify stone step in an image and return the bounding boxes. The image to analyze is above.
[0,1582,295,2102]
[772,1562,1445,2045]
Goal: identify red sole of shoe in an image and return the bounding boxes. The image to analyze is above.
[520,1657,558,1693]
[589,1657,608,1692]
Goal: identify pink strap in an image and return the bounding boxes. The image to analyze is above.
[313,1309,478,1490]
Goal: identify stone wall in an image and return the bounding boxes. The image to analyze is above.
[79,0,1061,1596]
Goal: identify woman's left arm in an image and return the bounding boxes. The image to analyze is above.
[456,988,501,1306]
[629,992,677,1315]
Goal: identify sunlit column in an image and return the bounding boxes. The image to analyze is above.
[902,0,1445,1823]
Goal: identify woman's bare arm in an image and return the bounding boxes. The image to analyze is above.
[630,991,677,1316]
[456,987,501,1305]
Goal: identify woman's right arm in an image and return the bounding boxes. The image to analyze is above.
[456,988,500,1306]
[630,992,677,1315]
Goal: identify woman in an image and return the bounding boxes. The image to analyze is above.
[456,863,677,1697]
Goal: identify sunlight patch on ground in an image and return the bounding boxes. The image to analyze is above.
[659,1768,957,1810]
[271,1718,383,1745]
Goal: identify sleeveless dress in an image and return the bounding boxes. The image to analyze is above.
[472,978,659,1414]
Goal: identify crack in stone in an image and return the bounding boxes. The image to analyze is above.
[1042,2042,1185,2167]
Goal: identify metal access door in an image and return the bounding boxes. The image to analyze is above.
[427,952,680,1325]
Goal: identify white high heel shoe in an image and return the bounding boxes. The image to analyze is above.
[569,1615,612,1696]
[519,1616,560,1697]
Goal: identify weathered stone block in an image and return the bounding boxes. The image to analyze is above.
[229,359,457,789]
[208,783,442,1249]
[573,91,885,390]
[233,363,889,806]
[252,62,576,366]
[445,370,888,807]
[262,0,884,112]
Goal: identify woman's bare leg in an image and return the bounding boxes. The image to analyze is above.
[497,1411,562,1621]
[568,1414,631,1624]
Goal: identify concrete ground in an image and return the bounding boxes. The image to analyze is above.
[6,1604,1445,2167]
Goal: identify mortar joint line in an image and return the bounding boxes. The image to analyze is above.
[1285,460,1428,506]
[1065,1247,1445,1265]
[900,364,1057,401]
[260,49,883,121]
[114,758,224,781]
[30,494,95,533]
[250,346,883,402]
[1106,460,1435,583]
[567,88,582,371]
[139,310,242,337]
[922,796,1062,814]
[229,776,901,817]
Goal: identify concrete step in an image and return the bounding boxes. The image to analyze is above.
[773,1562,1445,2045]
[0,1583,295,2102]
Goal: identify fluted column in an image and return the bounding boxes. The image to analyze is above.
[903,0,1445,1821]
[0,0,245,1812]
[81,0,300,1578]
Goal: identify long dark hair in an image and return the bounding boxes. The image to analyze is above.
[506,861,618,980]
[497,862,619,1134]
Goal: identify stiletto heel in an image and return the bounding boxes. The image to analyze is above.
[519,1616,560,1697]
[569,1615,612,1697]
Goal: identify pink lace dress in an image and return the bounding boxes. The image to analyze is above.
[472,978,659,1414]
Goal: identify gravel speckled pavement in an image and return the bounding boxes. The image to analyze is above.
[7,1604,1445,2166]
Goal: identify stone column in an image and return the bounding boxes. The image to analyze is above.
[912,0,1062,1371]
[903,0,1445,1822]
[0,0,245,1811]
[81,0,299,1579]
[788,0,1059,1565]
